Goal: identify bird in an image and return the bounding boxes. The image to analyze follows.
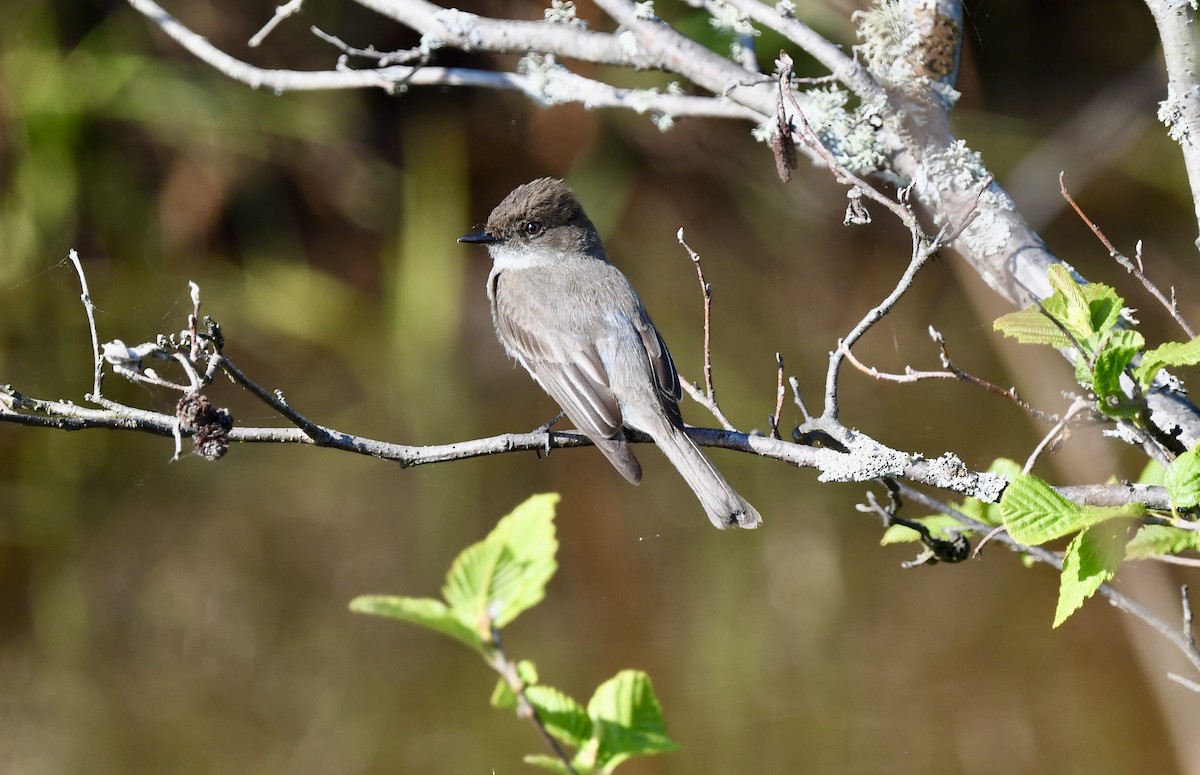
[459,178,761,530]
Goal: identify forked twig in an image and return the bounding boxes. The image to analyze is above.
[837,327,1056,422]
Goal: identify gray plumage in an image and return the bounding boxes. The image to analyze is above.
[459,178,762,530]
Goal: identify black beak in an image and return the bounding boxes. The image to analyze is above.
[458,230,503,245]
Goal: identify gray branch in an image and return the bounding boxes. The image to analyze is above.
[1144,0,1200,249]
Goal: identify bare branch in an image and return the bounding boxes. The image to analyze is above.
[769,353,785,440]
[823,227,937,421]
[249,0,305,48]
[1144,0,1200,250]
[67,250,104,398]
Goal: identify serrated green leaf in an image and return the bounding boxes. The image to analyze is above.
[1125,525,1200,559]
[1134,335,1200,387]
[1092,329,1145,417]
[993,308,1074,346]
[880,515,963,545]
[443,493,560,634]
[1001,474,1084,545]
[1084,288,1123,337]
[1165,448,1200,509]
[1046,265,1091,335]
[588,670,678,773]
[1001,474,1144,545]
[1047,267,1123,338]
[1053,520,1132,627]
[527,685,593,749]
[348,595,480,649]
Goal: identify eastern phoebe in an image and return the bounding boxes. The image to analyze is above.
[459,178,762,530]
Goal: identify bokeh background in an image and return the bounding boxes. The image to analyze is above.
[2,0,1198,773]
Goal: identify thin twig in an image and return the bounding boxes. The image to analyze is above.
[777,53,915,228]
[769,353,785,439]
[67,250,103,398]
[677,228,715,398]
[788,375,812,421]
[824,228,937,421]
[1167,673,1200,693]
[1023,396,1092,473]
[681,381,736,432]
[486,625,579,774]
[311,26,427,66]
[248,0,304,47]
[1060,172,1195,338]
[1184,584,1196,651]
[836,330,1056,422]
[212,353,336,446]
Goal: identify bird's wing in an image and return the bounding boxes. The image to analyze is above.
[637,308,685,428]
[492,280,623,440]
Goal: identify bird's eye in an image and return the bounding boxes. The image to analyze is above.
[524,220,544,237]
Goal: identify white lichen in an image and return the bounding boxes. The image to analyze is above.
[751,115,777,143]
[1158,90,1190,144]
[517,53,563,106]
[544,0,588,28]
[433,8,480,46]
[618,29,640,57]
[633,1,657,20]
[709,0,759,38]
[802,86,887,176]
[851,0,917,88]
[852,0,959,110]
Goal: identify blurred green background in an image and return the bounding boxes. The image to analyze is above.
[2,0,1198,773]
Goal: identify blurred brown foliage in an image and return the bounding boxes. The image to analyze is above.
[1,0,1197,773]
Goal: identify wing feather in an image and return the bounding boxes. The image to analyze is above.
[492,273,623,439]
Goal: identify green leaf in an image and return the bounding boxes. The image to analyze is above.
[880,515,962,545]
[1084,288,1123,337]
[1044,265,1094,339]
[588,670,679,773]
[993,308,1072,347]
[1053,520,1132,627]
[1092,329,1145,417]
[1165,448,1200,509]
[1001,474,1143,545]
[1125,525,1200,560]
[348,595,480,650]
[1134,335,1200,388]
[1051,267,1124,337]
[443,493,560,635]
[1001,474,1084,545]
[527,685,593,749]
[993,270,1123,350]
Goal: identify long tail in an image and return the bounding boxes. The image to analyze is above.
[650,423,762,530]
